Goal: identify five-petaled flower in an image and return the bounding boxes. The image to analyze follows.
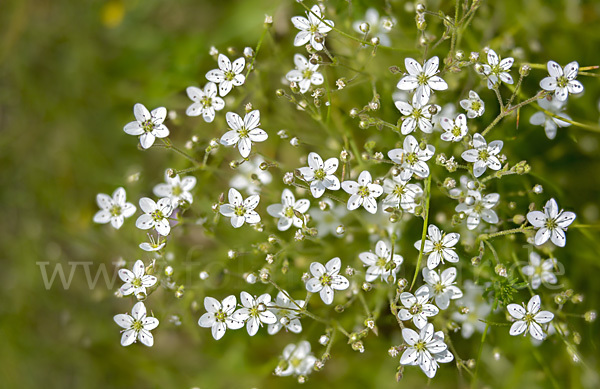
[267,188,310,231]
[285,53,324,93]
[231,291,278,336]
[396,56,448,105]
[220,110,268,158]
[455,190,500,230]
[400,323,454,378]
[388,135,435,181]
[341,170,383,214]
[297,152,340,198]
[267,291,305,335]
[291,5,334,51]
[397,285,439,329]
[305,257,350,305]
[118,259,157,297]
[461,133,503,177]
[529,97,571,140]
[522,252,559,290]
[135,197,174,236]
[440,113,468,142]
[460,90,485,118]
[358,240,404,283]
[539,60,584,102]
[206,54,246,96]
[507,295,554,341]
[395,93,441,135]
[114,301,159,347]
[482,49,514,89]
[153,169,197,207]
[198,295,244,340]
[414,224,460,269]
[123,103,169,149]
[527,198,576,247]
[93,187,136,229]
[422,267,463,310]
[275,341,317,377]
[219,188,261,228]
[185,82,225,122]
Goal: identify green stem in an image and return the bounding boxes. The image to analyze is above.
[410,175,432,290]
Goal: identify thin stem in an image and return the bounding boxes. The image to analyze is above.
[471,323,489,389]
[410,174,432,290]
[481,90,549,137]
[478,226,533,241]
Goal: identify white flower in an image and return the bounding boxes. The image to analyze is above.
[440,113,468,142]
[198,295,244,340]
[268,291,305,335]
[353,8,394,46]
[455,190,500,230]
[414,224,460,269]
[153,170,196,207]
[451,281,491,339]
[267,189,310,231]
[219,188,261,228]
[185,82,225,122]
[341,170,383,214]
[93,187,136,229]
[358,240,403,283]
[291,5,334,51]
[396,57,448,105]
[118,260,157,297]
[123,103,169,149]
[231,292,277,336]
[388,135,435,181]
[139,234,166,252]
[395,94,440,135]
[305,257,349,305]
[539,60,584,102]
[114,302,159,347]
[135,197,174,236]
[229,156,273,195]
[297,152,340,198]
[460,90,485,118]
[220,110,268,158]
[382,175,423,213]
[461,133,503,177]
[205,54,246,96]
[526,198,576,247]
[285,54,324,93]
[422,267,463,310]
[530,97,572,140]
[507,295,554,341]
[275,341,317,377]
[522,252,559,289]
[482,49,514,89]
[400,323,454,378]
[397,285,439,329]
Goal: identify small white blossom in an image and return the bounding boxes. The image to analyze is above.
[185,82,225,122]
[522,252,559,289]
[397,285,439,328]
[507,295,554,341]
[220,110,268,158]
[268,291,305,335]
[400,323,454,378]
[526,198,576,247]
[358,240,403,283]
[305,257,350,305]
[455,190,500,230]
[219,188,261,228]
[267,188,310,231]
[275,341,317,377]
[123,103,169,149]
[396,56,448,105]
[153,170,197,207]
[460,90,485,118]
[231,292,277,336]
[341,170,383,214]
[388,135,435,181]
[414,224,460,269]
[135,197,174,236]
[539,60,583,102]
[93,187,136,229]
[297,152,340,198]
[285,54,324,93]
[139,234,166,252]
[118,260,157,297]
[461,133,503,177]
[382,175,423,213]
[422,267,463,310]
[206,54,246,96]
[482,49,514,89]
[530,97,571,140]
[395,94,440,135]
[352,8,395,46]
[114,302,159,347]
[291,5,333,51]
[198,295,244,340]
[440,113,468,142]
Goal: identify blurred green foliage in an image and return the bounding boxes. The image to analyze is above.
[1,0,600,388]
